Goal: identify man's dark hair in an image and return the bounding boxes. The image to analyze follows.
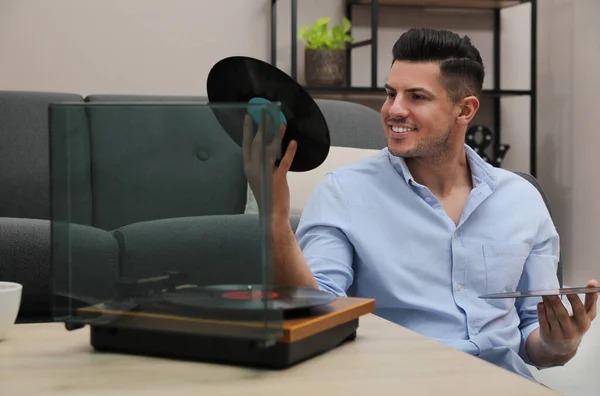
[392,28,485,102]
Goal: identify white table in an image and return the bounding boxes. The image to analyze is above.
[0,314,558,395]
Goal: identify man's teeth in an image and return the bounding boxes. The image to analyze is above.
[391,126,416,133]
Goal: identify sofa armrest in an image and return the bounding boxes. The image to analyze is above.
[0,218,52,322]
[0,217,120,322]
[113,213,304,291]
[115,214,278,286]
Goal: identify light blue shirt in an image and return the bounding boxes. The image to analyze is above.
[295,144,560,381]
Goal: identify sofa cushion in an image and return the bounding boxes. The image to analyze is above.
[0,91,92,222]
[84,95,248,230]
[287,146,381,215]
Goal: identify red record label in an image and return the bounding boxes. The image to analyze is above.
[221,291,279,300]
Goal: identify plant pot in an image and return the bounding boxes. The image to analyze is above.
[304,48,346,87]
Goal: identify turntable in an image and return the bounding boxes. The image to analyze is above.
[63,272,375,369]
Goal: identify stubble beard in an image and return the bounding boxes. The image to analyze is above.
[388,127,453,164]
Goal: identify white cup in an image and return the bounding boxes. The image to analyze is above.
[0,282,22,341]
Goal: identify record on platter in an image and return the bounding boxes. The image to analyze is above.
[479,286,600,299]
[160,284,336,313]
[206,56,330,172]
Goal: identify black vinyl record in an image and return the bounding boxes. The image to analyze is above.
[206,56,330,172]
[161,284,336,313]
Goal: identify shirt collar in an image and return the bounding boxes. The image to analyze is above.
[385,144,497,189]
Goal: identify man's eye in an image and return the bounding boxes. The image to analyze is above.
[386,91,395,98]
[412,94,426,100]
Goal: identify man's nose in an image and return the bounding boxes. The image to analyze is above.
[389,97,409,118]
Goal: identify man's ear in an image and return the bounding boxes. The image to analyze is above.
[456,96,480,126]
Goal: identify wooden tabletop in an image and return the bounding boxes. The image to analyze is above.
[0,314,558,396]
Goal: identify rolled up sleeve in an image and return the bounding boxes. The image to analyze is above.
[516,212,560,368]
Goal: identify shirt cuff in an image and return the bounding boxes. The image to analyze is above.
[519,321,544,369]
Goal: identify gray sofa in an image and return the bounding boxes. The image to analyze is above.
[0,90,560,323]
[0,90,386,322]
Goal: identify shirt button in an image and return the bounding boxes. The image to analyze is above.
[456,283,462,291]
[425,196,432,202]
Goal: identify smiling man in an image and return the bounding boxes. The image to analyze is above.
[243,28,597,381]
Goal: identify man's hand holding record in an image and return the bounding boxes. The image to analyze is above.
[242,113,297,223]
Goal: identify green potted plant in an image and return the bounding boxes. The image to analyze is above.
[298,16,353,87]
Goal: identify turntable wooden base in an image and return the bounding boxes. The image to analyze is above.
[75,297,375,369]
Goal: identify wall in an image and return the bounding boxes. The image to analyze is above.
[537,0,600,286]
[1,0,274,96]
[0,0,596,285]
[0,0,342,96]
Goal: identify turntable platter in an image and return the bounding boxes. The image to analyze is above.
[161,284,336,313]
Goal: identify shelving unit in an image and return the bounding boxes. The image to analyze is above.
[270,0,537,176]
